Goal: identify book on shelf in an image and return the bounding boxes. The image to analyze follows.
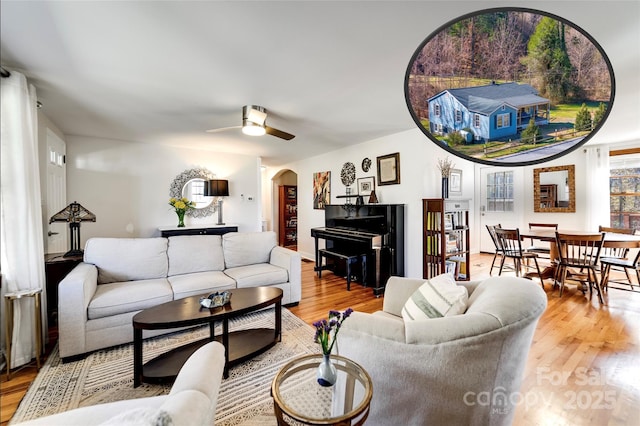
[449,255,467,280]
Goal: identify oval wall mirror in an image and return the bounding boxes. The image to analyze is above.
[169,167,217,218]
[405,7,614,166]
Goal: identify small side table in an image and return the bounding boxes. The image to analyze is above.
[271,354,373,426]
[44,252,83,324]
[4,288,43,380]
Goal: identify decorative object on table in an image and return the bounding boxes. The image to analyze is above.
[437,157,455,199]
[169,197,196,227]
[204,179,230,225]
[313,171,331,210]
[169,167,216,218]
[361,157,372,172]
[449,169,463,197]
[377,152,400,186]
[357,176,375,198]
[368,189,379,204]
[340,162,356,186]
[199,291,232,309]
[49,201,97,257]
[313,307,353,387]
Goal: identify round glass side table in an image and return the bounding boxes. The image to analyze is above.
[271,354,373,426]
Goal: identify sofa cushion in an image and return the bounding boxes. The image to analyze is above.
[169,271,236,299]
[88,278,173,320]
[401,274,468,321]
[99,408,172,426]
[167,235,225,276]
[222,231,276,268]
[84,238,169,284]
[224,263,288,288]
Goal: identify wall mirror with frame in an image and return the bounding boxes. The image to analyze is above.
[533,165,575,212]
[169,167,218,218]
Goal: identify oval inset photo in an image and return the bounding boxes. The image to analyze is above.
[405,7,614,166]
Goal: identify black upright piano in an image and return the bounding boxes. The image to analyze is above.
[310,204,404,296]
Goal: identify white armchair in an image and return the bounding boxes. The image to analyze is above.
[13,341,225,426]
[339,275,547,426]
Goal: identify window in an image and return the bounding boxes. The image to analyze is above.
[455,110,462,123]
[486,171,514,212]
[610,153,640,230]
[434,104,441,117]
[474,114,480,128]
[434,123,443,134]
[496,113,510,129]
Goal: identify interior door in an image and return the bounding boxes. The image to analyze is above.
[46,129,67,254]
[478,166,524,253]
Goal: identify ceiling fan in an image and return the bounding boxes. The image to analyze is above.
[206,105,295,140]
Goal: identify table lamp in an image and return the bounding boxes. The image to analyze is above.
[49,201,96,257]
[205,179,229,225]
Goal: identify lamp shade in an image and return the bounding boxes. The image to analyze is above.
[204,179,229,197]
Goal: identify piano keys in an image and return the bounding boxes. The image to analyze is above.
[311,204,404,295]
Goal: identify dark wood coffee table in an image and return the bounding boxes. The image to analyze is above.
[132,287,282,387]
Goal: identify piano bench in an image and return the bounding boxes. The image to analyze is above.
[318,249,367,290]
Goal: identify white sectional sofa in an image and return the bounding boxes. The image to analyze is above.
[58,231,301,359]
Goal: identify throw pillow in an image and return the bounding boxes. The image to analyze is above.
[401,273,468,321]
[99,408,173,426]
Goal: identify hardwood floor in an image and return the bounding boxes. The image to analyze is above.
[2,254,639,425]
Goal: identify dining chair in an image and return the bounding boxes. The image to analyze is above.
[597,225,635,284]
[525,223,558,260]
[486,224,505,276]
[600,241,640,292]
[554,232,605,303]
[494,228,543,287]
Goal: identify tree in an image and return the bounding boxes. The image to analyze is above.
[592,102,607,128]
[523,17,574,103]
[521,118,541,143]
[446,131,466,146]
[575,103,592,131]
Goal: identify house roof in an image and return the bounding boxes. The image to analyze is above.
[440,83,550,115]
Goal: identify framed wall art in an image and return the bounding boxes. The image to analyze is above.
[357,176,375,196]
[404,7,614,166]
[377,153,400,186]
[313,171,331,209]
[449,169,462,196]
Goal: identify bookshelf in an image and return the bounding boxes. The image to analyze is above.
[278,185,297,248]
[422,198,470,281]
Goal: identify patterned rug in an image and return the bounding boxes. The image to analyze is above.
[10,308,318,425]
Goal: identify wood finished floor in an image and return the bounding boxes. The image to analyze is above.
[2,253,639,425]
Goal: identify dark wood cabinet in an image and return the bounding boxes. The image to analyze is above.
[279,185,297,249]
[159,225,238,237]
[45,252,83,324]
[423,198,470,281]
[539,184,557,208]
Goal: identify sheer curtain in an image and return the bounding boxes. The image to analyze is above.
[584,145,610,232]
[0,70,46,368]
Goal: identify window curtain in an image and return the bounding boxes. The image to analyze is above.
[0,70,46,368]
[584,145,610,232]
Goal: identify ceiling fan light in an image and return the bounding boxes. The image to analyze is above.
[242,120,266,136]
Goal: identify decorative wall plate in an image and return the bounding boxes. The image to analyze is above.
[361,157,372,172]
[340,162,356,186]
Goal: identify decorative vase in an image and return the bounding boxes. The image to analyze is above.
[316,354,337,387]
[441,177,449,199]
[176,210,185,227]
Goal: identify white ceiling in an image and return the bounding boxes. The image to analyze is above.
[1,1,638,167]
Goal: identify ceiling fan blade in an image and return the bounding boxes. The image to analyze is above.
[265,126,295,140]
[206,126,241,133]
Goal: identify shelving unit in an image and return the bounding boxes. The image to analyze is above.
[539,184,557,208]
[279,185,297,249]
[422,198,470,281]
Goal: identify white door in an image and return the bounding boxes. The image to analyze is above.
[46,129,67,254]
[478,166,524,253]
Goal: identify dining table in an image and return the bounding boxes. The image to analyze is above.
[518,229,640,280]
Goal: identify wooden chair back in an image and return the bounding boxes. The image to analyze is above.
[555,232,604,268]
[486,224,503,251]
[598,226,634,235]
[495,228,525,257]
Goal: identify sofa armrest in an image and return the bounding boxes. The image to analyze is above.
[269,246,302,303]
[340,311,406,343]
[58,262,98,358]
[382,276,425,316]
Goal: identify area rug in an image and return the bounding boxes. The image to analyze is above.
[10,307,318,425]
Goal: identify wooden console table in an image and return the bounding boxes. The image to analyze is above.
[158,224,238,237]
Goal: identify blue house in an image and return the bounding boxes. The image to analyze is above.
[428,82,550,143]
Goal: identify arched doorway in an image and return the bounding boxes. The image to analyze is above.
[272,169,298,249]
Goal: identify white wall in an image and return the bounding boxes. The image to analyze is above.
[270,128,477,278]
[65,136,262,243]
